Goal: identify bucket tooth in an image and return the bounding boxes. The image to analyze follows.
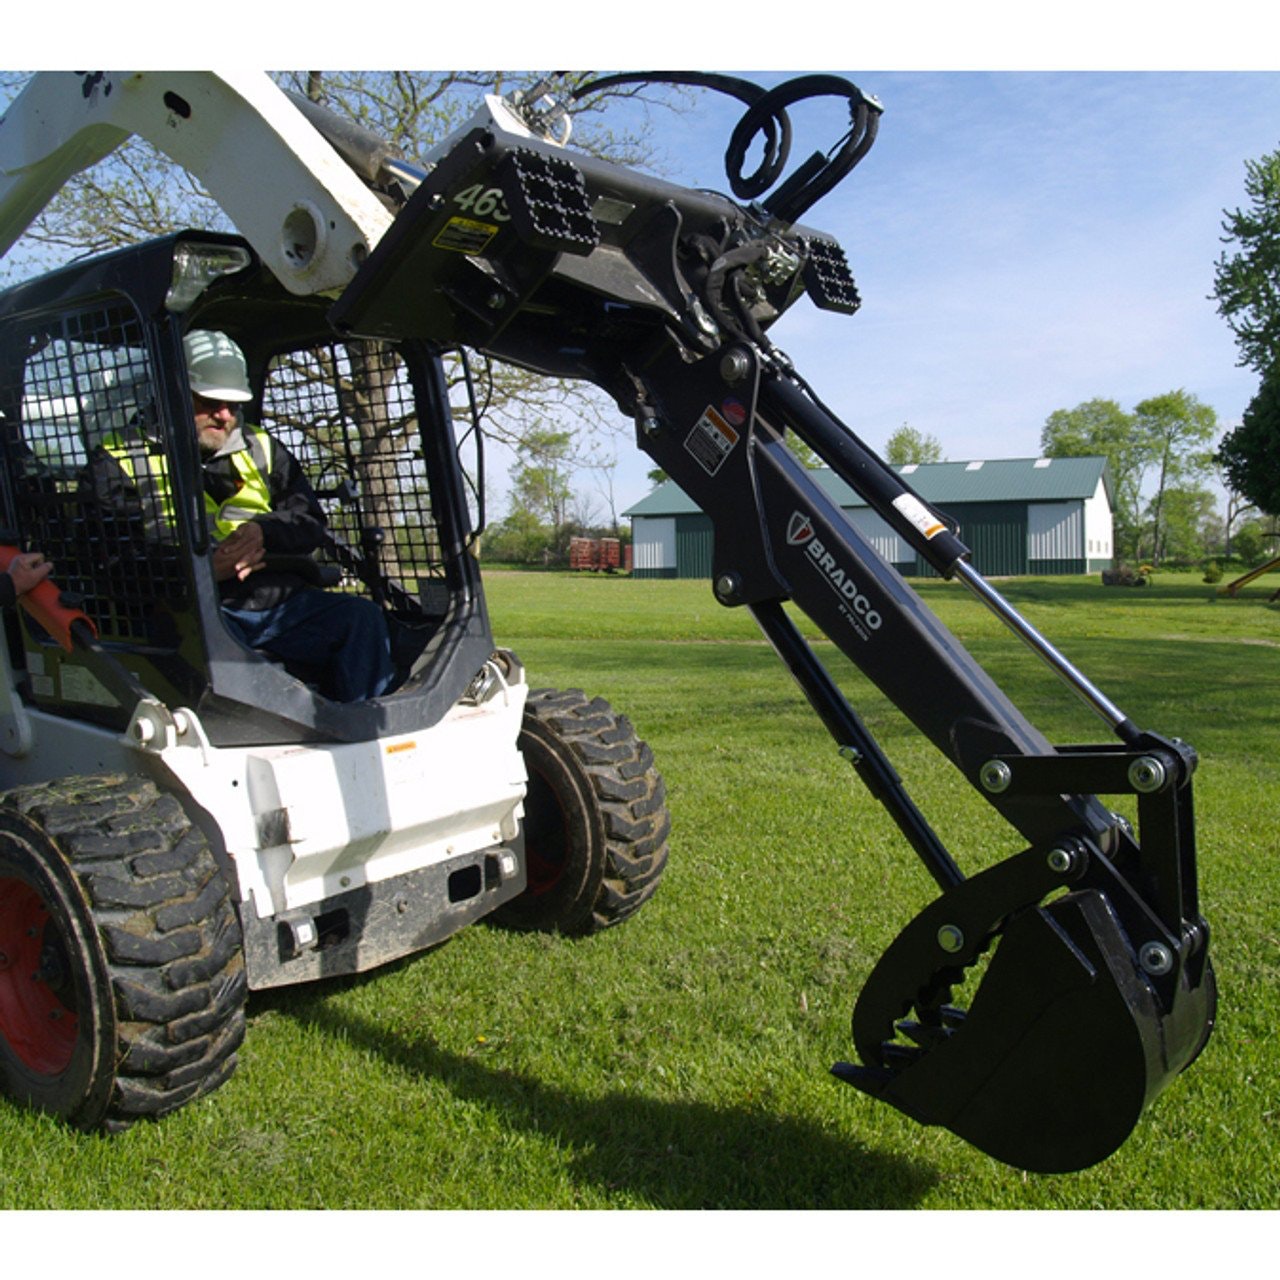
[878,1041,921,1069]
[895,1019,953,1050]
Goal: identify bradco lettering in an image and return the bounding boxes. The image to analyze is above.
[806,538,883,629]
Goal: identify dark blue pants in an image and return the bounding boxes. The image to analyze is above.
[223,588,395,703]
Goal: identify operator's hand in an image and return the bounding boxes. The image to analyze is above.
[7,551,53,597]
[212,522,267,582]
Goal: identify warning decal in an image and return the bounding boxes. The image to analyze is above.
[685,406,740,475]
[433,216,499,256]
[892,492,947,540]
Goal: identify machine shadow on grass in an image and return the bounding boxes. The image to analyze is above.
[266,989,939,1210]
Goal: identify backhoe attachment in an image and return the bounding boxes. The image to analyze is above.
[322,71,1216,1171]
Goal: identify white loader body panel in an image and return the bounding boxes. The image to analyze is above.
[161,685,529,919]
[0,634,529,926]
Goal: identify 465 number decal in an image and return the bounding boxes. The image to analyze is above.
[453,183,511,221]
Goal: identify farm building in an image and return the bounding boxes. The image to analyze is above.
[624,456,1115,579]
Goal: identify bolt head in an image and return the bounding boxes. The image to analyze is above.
[1129,756,1167,793]
[720,348,752,383]
[715,573,741,603]
[1047,847,1075,874]
[979,760,1012,793]
[1139,942,1175,976]
[689,299,719,336]
[937,924,965,954]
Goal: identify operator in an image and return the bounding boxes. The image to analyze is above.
[88,330,394,703]
[0,551,53,608]
[182,329,395,703]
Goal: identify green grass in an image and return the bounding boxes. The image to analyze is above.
[2,570,1277,1209]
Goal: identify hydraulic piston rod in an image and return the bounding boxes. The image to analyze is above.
[951,561,1138,743]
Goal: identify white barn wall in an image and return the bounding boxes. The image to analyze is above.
[848,508,910,564]
[633,516,677,576]
[1084,479,1114,566]
[1028,501,1081,562]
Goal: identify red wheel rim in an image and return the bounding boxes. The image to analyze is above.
[521,770,569,896]
[0,875,78,1075]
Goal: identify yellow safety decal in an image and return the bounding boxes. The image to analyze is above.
[433,217,499,255]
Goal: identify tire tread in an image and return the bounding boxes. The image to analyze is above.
[506,687,670,934]
[2,773,246,1130]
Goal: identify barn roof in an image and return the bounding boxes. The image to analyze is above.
[624,456,1113,517]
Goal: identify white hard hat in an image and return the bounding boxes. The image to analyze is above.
[183,329,252,403]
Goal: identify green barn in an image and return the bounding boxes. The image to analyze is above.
[625,456,1115,579]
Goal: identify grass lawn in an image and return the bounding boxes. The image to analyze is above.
[1,569,1276,1213]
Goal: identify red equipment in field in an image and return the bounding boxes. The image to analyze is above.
[569,537,623,572]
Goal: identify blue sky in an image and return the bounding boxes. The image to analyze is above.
[585,69,1280,515]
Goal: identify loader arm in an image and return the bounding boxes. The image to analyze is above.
[0,71,392,293]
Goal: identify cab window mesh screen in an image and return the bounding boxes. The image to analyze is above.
[0,301,188,644]
[260,340,446,605]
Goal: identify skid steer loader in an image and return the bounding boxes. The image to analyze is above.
[0,70,1214,1172]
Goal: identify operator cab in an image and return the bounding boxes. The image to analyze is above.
[0,232,496,746]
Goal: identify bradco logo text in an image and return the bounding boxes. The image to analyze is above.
[788,511,883,634]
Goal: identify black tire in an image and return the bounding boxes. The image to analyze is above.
[0,773,246,1131]
[492,687,671,936]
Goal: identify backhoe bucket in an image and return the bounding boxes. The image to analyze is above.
[835,869,1215,1172]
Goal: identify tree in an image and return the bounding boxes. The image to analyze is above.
[579,448,622,535]
[1041,398,1152,559]
[1213,145,1280,375]
[1215,455,1259,557]
[1133,390,1217,564]
[1217,361,1280,517]
[1231,520,1274,566]
[481,508,553,564]
[481,428,578,564]
[1212,143,1280,521]
[884,424,944,465]
[1041,393,1218,563]
[784,430,822,468]
[1144,484,1217,565]
[508,426,575,529]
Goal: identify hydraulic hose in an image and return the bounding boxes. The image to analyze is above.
[569,71,881,223]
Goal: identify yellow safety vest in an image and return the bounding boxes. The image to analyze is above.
[103,424,274,540]
[207,428,274,539]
